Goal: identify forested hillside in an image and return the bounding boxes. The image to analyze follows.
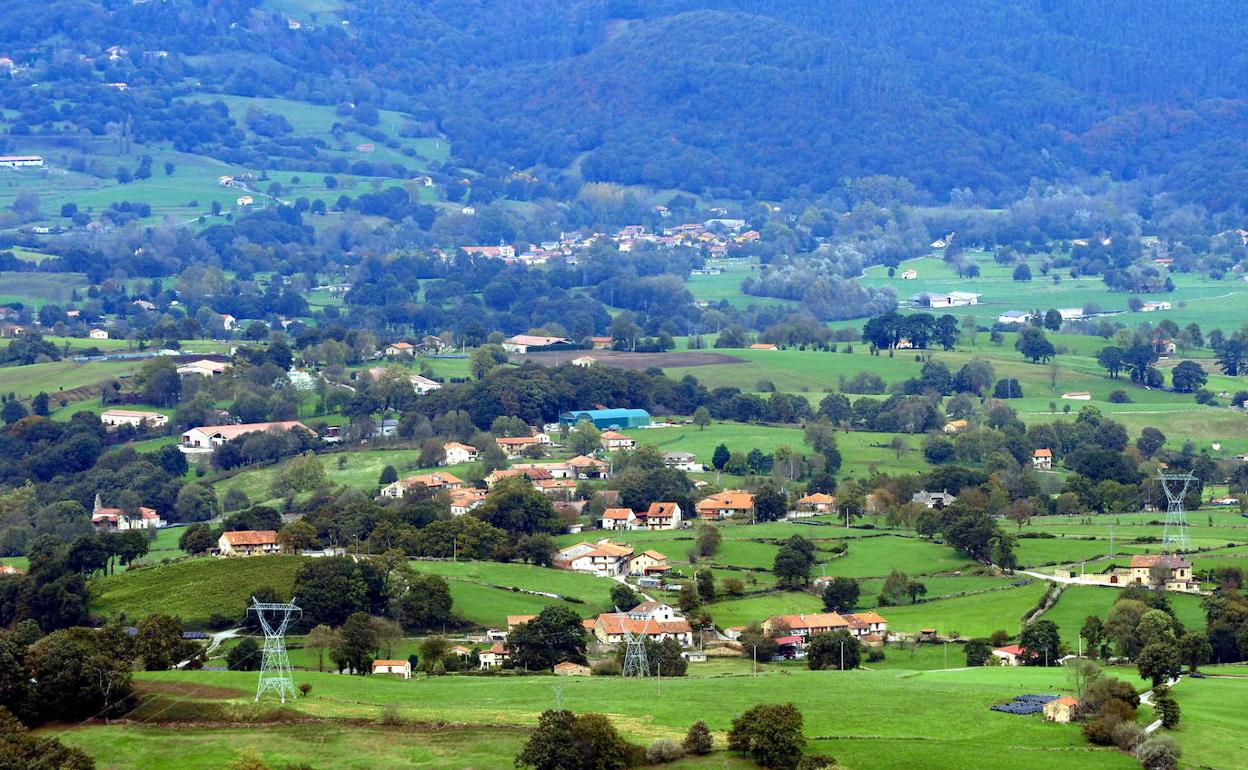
[5,0,1248,204]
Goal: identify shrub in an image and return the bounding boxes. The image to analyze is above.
[646,738,685,763]
[1107,390,1131,403]
[1137,734,1181,770]
[1110,721,1143,751]
[377,704,403,725]
[683,720,714,755]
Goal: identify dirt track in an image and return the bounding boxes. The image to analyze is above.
[518,349,743,370]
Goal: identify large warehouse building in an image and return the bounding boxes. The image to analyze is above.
[559,408,651,430]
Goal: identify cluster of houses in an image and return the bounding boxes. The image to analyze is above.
[753,611,889,657]
[445,217,758,268]
[1048,554,1200,594]
[90,493,164,531]
[554,541,670,578]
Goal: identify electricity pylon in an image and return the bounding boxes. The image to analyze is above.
[249,596,301,702]
[1158,470,1197,553]
[619,606,651,677]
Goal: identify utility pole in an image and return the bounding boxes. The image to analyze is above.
[840,639,845,671]
[752,643,757,676]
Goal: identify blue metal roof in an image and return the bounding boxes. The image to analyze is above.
[561,408,650,419]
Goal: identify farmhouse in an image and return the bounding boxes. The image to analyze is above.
[176,359,229,377]
[900,269,918,280]
[478,643,510,669]
[1129,554,1196,591]
[89,328,109,340]
[594,613,693,647]
[501,334,570,354]
[696,491,755,520]
[409,374,442,394]
[600,507,637,530]
[1043,696,1079,723]
[795,492,836,515]
[997,311,1029,325]
[559,408,651,429]
[749,343,779,350]
[1141,301,1172,312]
[992,644,1029,666]
[180,420,312,453]
[1058,308,1085,320]
[943,419,969,434]
[911,490,956,509]
[571,356,596,367]
[384,342,415,356]
[600,431,635,451]
[442,441,479,465]
[762,612,887,644]
[380,472,463,498]
[913,291,980,308]
[372,659,412,679]
[553,661,592,676]
[567,454,610,479]
[100,409,168,430]
[1031,448,1053,470]
[91,494,163,531]
[218,530,281,557]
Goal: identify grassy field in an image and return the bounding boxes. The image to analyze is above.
[49,665,1141,770]
[0,358,142,399]
[867,581,1049,639]
[91,556,304,626]
[1039,586,1207,649]
[1164,675,1247,770]
[0,271,91,307]
[412,560,620,627]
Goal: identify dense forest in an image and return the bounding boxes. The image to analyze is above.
[5,1,1248,206]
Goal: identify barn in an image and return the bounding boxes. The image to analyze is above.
[559,408,651,430]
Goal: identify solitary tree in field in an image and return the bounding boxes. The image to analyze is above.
[692,406,711,430]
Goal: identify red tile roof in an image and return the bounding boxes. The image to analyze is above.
[222,530,277,546]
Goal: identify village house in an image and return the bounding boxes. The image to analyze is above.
[510,461,575,480]
[89,328,109,340]
[555,541,635,577]
[795,492,836,515]
[900,269,918,280]
[997,310,1029,325]
[696,491,756,521]
[639,502,682,530]
[1031,448,1053,470]
[567,455,610,479]
[600,507,638,530]
[91,494,164,531]
[571,355,596,368]
[1043,696,1079,724]
[380,472,463,498]
[449,488,488,516]
[442,441,479,465]
[590,336,613,350]
[494,433,550,458]
[100,409,168,431]
[180,421,312,453]
[599,431,635,452]
[1141,301,1172,312]
[176,359,229,377]
[372,659,412,679]
[501,334,569,354]
[384,341,415,357]
[593,613,694,647]
[218,530,281,557]
[478,643,510,669]
[763,612,887,645]
[663,451,702,472]
[627,550,669,576]
[749,343,779,351]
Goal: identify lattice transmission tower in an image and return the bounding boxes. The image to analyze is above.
[619,607,651,678]
[249,596,301,702]
[1158,470,1197,553]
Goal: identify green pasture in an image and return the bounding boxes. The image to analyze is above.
[413,560,618,610]
[0,271,90,306]
[208,450,473,507]
[91,556,304,626]
[51,665,1137,770]
[821,535,976,578]
[869,581,1049,639]
[1163,674,1247,770]
[0,358,142,399]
